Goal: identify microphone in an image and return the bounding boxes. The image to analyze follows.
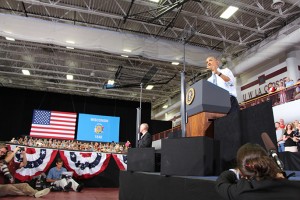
[261,132,284,172]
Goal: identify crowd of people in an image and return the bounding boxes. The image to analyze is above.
[267,77,300,105]
[275,118,300,152]
[8,136,132,154]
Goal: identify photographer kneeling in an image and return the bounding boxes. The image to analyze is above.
[216,143,300,200]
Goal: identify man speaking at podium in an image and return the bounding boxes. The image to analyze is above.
[206,56,239,114]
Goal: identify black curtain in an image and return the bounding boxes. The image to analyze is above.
[0,87,152,146]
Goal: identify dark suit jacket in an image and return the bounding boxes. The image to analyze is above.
[216,170,300,200]
[138,132,152,148]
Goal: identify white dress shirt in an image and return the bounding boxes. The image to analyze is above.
[207,68,237,97]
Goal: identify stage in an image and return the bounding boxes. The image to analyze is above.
[119,170,300,200]
[119,171,220,200]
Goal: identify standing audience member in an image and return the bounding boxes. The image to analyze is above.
[284,77,294,101]
[293,120,299,131]
[267,83,277,105]
[294,78,300,100]
[46,158,83,192]
[283,123,298,152]
[278,81,286,104]
[279,118,285,129]
[138,123,152,148]
[275,122,285,152]
[216,143,300,200]
[0,145,50,198]
[295,123,300,150]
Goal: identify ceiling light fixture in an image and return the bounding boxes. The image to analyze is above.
[107,80,115,85]
[162,105,168,109]
[171,62,180,65]
[271,0,285,9]
[22,69,30,75]
[66,74,73,80]
[66,46,74,49]
[121,55,129,57]
[220,6,239,19]
[146,85,154,90]
[123,49,132,52]
[66,40,75,44]
[5,37,15,41]
[150,0,160,2]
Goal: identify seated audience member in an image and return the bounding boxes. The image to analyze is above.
[275,122,285,152]
[46,158,83,192]
[138,123,152,148]
[125,140,131,148]
[283,123,298,152]
[216,143,300,200]
[0,145,50,198]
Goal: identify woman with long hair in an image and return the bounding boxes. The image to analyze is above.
[216,143,300,200]
[283,123,298,152]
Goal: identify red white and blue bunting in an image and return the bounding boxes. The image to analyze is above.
[6,145,127,180]
[112,153,127,170]
[7,144,58,181]
[59,150,111,179]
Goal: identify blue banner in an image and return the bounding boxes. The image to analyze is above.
[77,114,120,142]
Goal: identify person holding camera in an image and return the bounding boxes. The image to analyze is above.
[46,158,83,192]
[0,144,50,198]
[0,146,27,184]
[216,143,300,200]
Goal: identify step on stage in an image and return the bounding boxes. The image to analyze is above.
[119,171,300,200]
[119,171,220,200]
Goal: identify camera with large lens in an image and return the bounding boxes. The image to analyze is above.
[18,147,25,152]
[0,162,15,183]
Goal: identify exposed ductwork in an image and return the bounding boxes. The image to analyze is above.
[285,0,300,7]
[232,17,300,75]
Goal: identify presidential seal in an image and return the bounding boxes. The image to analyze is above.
[186,88,195,105]
[94,123,104,134]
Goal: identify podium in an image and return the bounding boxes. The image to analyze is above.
[186,80,230,138]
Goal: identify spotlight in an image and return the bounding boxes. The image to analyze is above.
[271,0,285,9]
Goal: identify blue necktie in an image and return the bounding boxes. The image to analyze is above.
[213,73,217,85]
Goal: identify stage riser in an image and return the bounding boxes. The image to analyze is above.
[127,148,156,172]
[119,171,221,200]
[161,137,220,176]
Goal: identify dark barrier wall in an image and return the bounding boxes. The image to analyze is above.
[240,101,276,146]
[214,101,276,173]
[214,111,241,172]
[0,87,152,145]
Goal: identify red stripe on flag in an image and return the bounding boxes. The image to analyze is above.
[30,110,77,140]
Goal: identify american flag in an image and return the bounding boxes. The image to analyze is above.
[30,110,77,140]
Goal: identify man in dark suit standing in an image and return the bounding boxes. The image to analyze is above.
[138,123,152,148]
